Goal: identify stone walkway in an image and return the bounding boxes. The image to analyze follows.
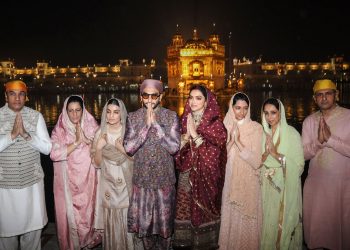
[42,223,308,250]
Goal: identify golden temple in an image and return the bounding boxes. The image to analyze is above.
[166,27,225,95]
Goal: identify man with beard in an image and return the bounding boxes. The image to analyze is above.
[302,79,350,250]
[124,79,180,250]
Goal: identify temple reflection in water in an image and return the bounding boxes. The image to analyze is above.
[2,87,321,134]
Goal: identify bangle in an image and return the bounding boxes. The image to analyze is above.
[192,135,200,141]
[278,154,286,164]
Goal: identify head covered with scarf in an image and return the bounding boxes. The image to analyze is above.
[313,79,337,94]
[53,95,98,142]
[261,97,287,150]
[5,80,29,101]
[224,92,263,217]
[223,92,252,138]
[260,97,304,244]
[140,79,163,94]
[180,85,221,134]
[100,98,128,138]
[176,85,227,226]
[92,98,132,197]
[5,80,28,93]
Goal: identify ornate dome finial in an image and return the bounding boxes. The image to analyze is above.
[212,22,217,34]
[193,28,198,40]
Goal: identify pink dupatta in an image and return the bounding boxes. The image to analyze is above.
[50,95,99,249]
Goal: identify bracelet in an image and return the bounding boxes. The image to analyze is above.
[278,154,286,165]
[194,136,204,147]
[192,135,200,141]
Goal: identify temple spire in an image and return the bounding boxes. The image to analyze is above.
[193,28,198,40]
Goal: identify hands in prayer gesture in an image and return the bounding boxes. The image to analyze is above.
[75,122,92,146]
[318,116,331,144]
[146,102,156,127]
[186,114,199,140]
[11,113,30,140]
[265,133,278,155]
[262,133,278,162]
[227,123,244,151]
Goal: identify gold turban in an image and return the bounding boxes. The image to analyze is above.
[5,80,28,93]
[313,79,336,93]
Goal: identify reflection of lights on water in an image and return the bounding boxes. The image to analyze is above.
[130,94,139,103]
[296,100,305,122]
[177,97,186,116]
[27,84,346,130]
[98,94,102,105]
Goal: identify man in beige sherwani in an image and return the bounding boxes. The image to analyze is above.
[302,79,350,250]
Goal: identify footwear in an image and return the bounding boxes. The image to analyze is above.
[86,233,103,249]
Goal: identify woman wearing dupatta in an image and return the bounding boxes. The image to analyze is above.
[92,98,135,250]
[219,92,263,250]
[260,98,304,250]
[50,95,101,250]
[174,85,227,250]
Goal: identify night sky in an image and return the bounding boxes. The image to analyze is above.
[1,0,348,67]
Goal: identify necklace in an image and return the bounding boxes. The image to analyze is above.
[192,111,204,126]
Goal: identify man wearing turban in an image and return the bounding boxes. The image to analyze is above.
[0,80,52,249]
[124,79,180,249]
[302,79,350,250]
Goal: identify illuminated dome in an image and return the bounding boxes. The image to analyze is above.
[184,29,208,49]
[184,39,207,49]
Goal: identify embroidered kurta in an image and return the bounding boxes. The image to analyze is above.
[260,99,304,250]
[92,98,135,250]
[174,88,227,249]
[219,93,263,250]
[50,96,99,250]
[0,105,52,237]
[124,106,180,239]
[302,105,350,250]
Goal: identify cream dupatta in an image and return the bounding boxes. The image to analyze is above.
[92,98,133,197]
[223,92,263,218]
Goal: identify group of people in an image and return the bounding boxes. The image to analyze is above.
[0,78,349,250]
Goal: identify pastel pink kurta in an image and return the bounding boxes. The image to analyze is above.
[219,122,263,250]
[50,96,99,250]
[302,106,350,250]
[219,93,263,250]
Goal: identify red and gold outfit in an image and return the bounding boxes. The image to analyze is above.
[174,88,227,249]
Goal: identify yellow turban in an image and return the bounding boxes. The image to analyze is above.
[5,80,28,93]
[313,79,336,93]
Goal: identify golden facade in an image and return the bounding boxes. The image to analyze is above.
[167,29,225,95]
